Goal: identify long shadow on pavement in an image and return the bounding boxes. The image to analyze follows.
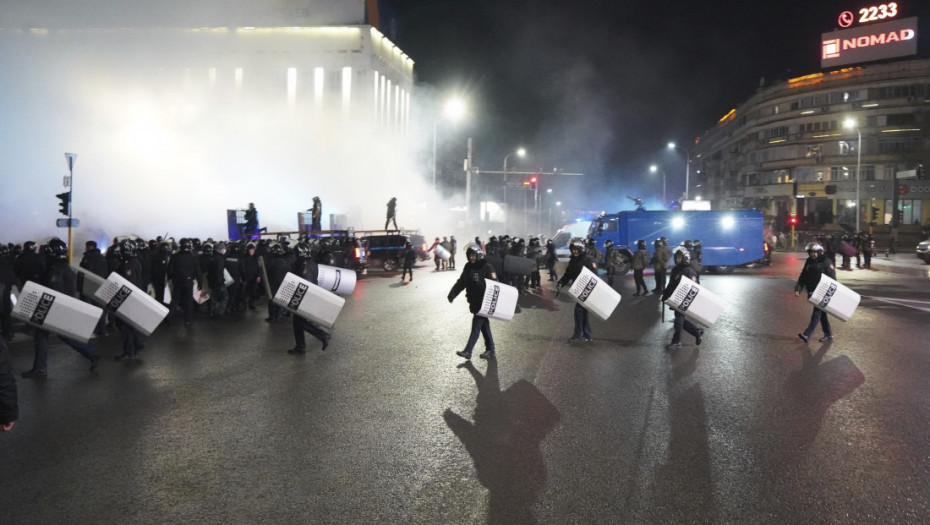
[443,361,560,524]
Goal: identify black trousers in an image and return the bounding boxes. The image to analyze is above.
[293,315,328,348]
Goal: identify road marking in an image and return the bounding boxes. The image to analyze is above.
[865,296,930,313]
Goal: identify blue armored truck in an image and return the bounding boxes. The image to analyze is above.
[588,210,766,274]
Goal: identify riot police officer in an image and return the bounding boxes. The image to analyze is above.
[661,246,703,350]
[288,242,331,354]
[113,238,146,360]
[168,238,199,327]
[22,238,100,377]
[558,238,597,342]
[448,245,498,359]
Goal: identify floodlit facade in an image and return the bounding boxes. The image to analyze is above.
[693,59,930,230]
[0,1,414,134]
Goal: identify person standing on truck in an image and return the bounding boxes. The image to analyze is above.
[652,237,671,294]
[385,197,399,231]
[661,247,703,350]
[448,245,498,360]
[794,242,836,343]
[558,238,596,342]
[631,240,650,296]
[309,196,322,232]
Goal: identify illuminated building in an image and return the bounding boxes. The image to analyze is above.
[693,59,930,231]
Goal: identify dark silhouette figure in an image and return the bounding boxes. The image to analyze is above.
[385,197,398,230]
[444,361,560,524]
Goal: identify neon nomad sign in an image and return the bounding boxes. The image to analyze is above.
[821,16,918,67]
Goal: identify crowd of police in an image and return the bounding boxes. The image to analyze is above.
[0,233,362,374]
[797,232,876,271]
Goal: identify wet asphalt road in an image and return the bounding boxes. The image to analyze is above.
[1,253,929,524]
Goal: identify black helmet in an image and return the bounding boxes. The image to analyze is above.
[466,245,485,260]
[295,242,312,260]
[23,241,37,253]
[179,238,192,252]
[118,238,137,260]
[681,240,694,250]
[0,244,9,258]
[636,239,646,249]
[570,238,586,252]
[45,238,68,261]
[269,242,285,256]
[246,243,256,252]
[805,242,824,254]
[673,246,691,265]
[201,242,214,256]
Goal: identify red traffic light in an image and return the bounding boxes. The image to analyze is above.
[787,215,798,226]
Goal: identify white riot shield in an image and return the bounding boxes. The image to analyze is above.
[568,267,621,321]
[477,280,519,321]
[272,272,345,329]
[809,274,860,322]
[664,278,725,328]
[12,281,103,343]
[94,272,169,336]
[317,264,357,296]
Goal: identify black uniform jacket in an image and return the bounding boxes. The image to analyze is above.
[448,260,497,314]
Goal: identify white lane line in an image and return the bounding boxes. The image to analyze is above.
[865,296,930,313]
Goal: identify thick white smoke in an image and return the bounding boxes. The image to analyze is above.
[0,30,464,248]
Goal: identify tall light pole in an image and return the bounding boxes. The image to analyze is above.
[844,118,862,233]
[502,147,526,223]
[432,97,467,190]
[650,164,666,205]
[668,142,691,200]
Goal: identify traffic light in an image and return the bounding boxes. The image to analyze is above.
[529,175,538,189]
[56,191,71,216]
[918,164,925,179]
[787,214,798,227]
[871,207,879,221]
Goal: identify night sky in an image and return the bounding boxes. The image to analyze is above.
[385,0,930,210]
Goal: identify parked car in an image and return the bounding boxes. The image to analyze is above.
[362,233,411,271]
[916,239,930,264]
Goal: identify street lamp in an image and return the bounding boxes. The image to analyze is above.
[432,96,467,190]
[503,147,526,172]
[844,118,862,232]
[668,141,691,200]
[650,164,666,205]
